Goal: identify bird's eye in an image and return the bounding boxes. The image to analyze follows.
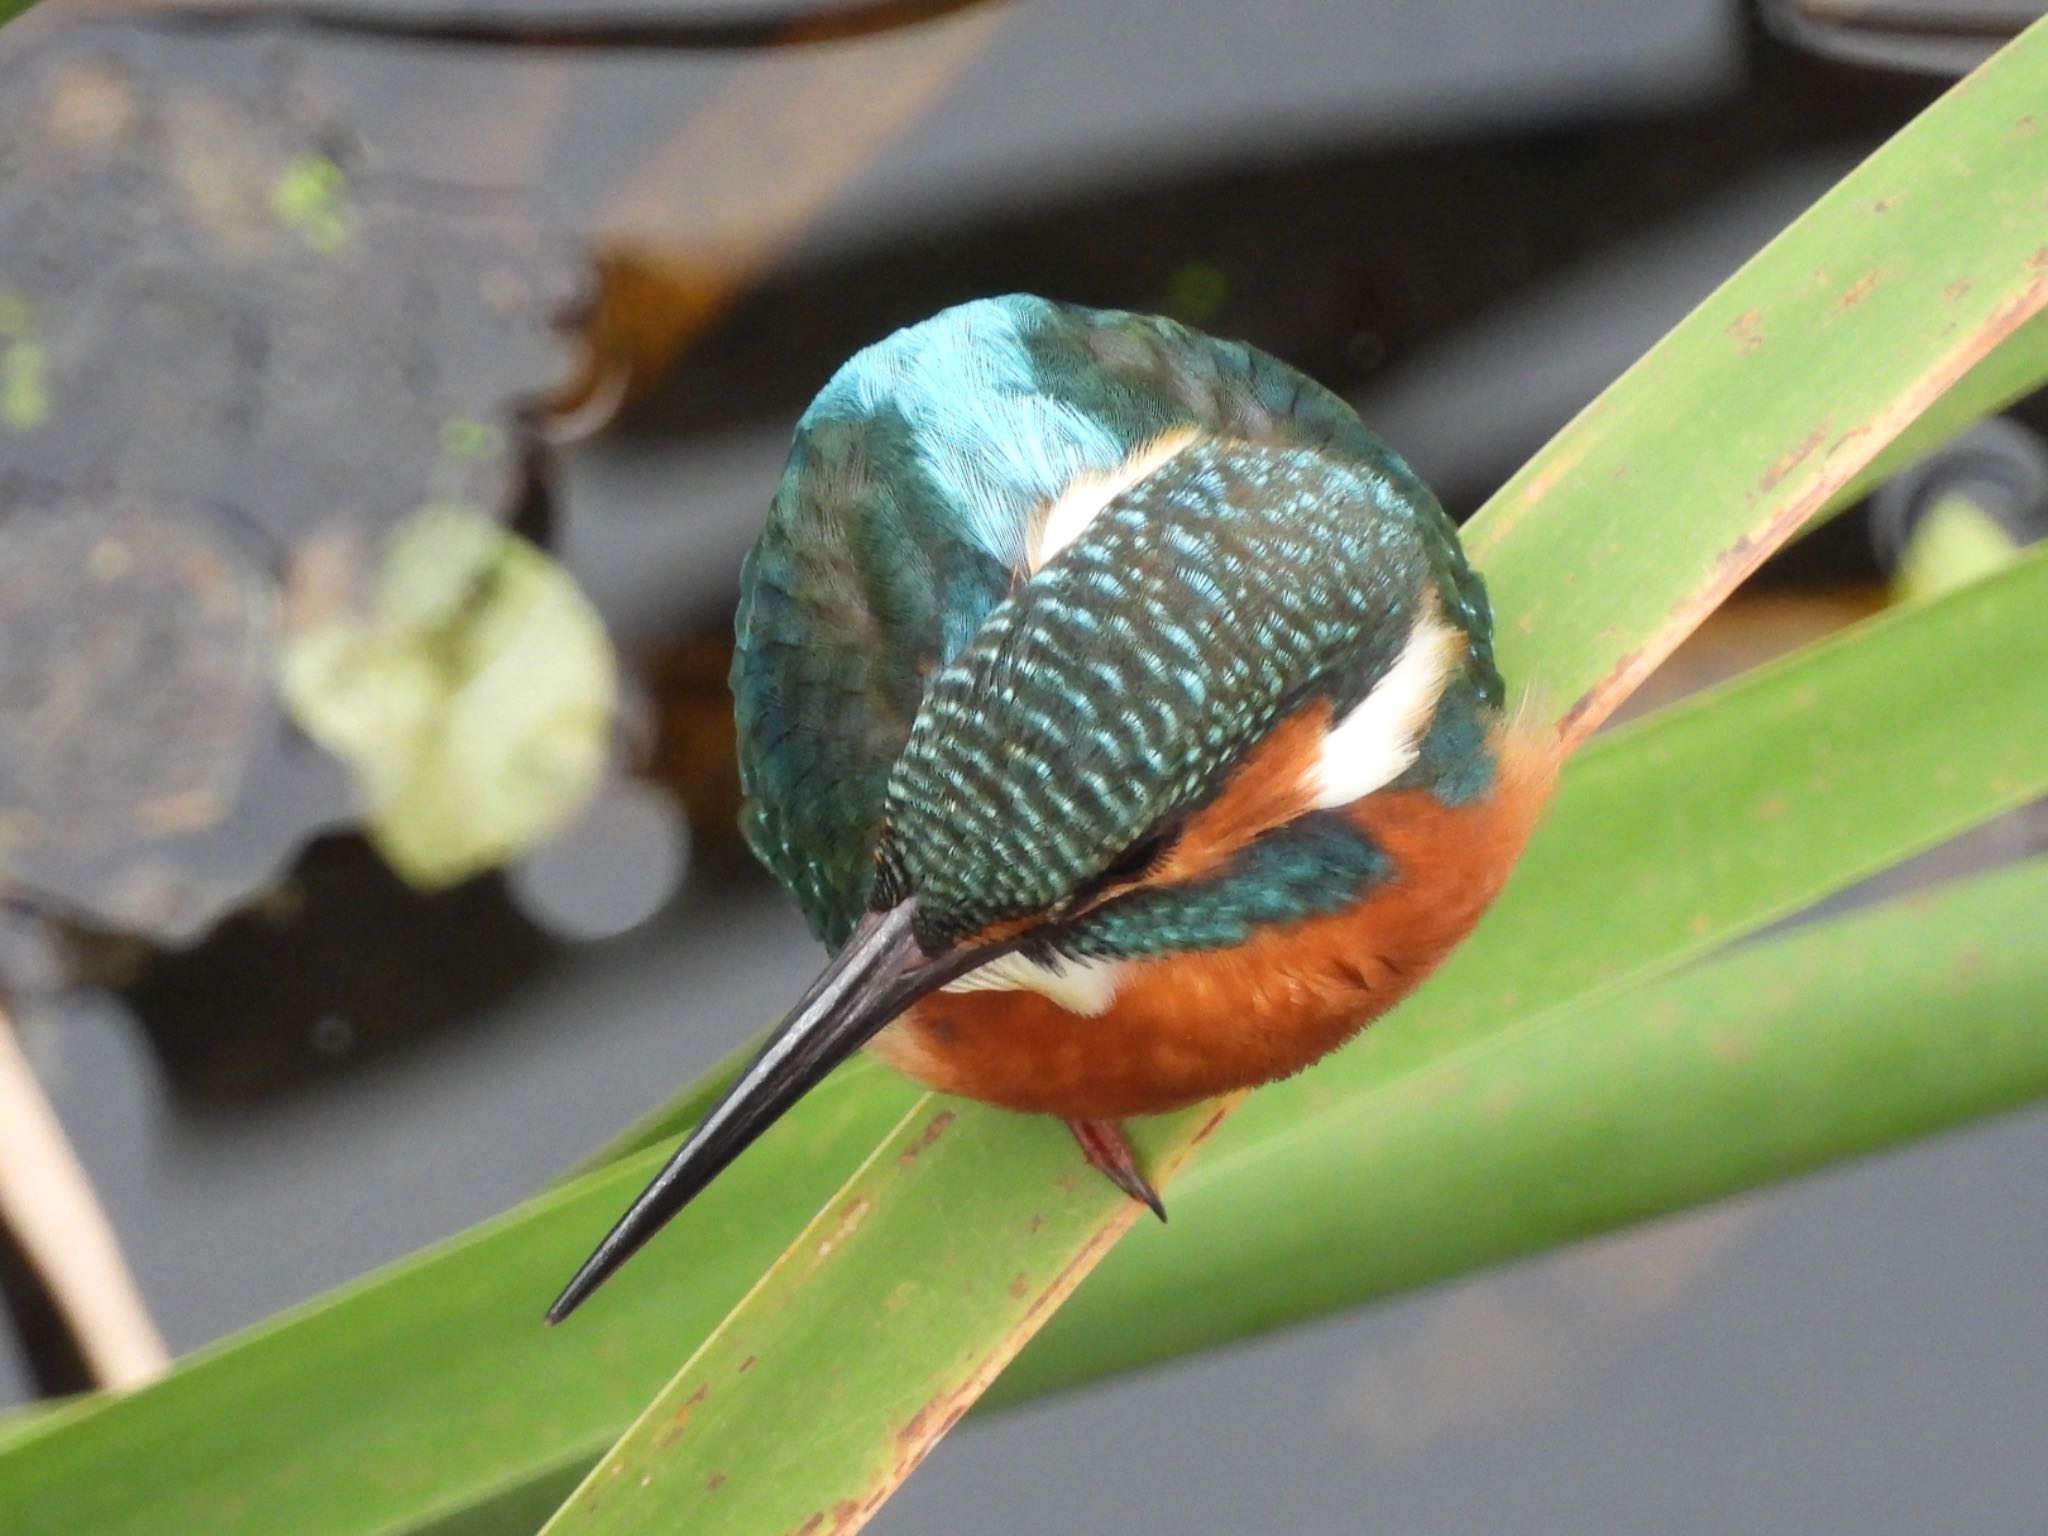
[1091,831,1172,893]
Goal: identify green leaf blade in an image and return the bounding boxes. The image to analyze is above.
[538,1097,1228,1536]
[0,1074,918,1536]
[1004,849,2048,1401]
[1466,39,2048,735]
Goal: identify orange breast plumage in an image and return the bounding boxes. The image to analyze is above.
[870,717,1557,1121]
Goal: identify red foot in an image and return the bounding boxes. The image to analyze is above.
[1065,1119,1167,1222]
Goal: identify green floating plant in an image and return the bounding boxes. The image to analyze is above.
[280,505,616,887]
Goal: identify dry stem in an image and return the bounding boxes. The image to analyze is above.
[0,1002,168,1391]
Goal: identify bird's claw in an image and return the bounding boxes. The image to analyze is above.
[1065,1118,1168,1222]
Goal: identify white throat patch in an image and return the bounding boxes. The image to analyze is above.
[1308,607,1463,809]
[941,949,1125,1016]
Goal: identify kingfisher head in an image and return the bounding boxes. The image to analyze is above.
[547,299,1503,1322]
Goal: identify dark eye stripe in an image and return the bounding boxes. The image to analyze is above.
[1060,812,1390,962]
[1068,830,1176,910]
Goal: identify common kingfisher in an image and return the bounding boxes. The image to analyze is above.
[548,295,1552,1322]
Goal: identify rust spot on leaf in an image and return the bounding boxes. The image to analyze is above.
[1480,1080,1521,1121]
[707,1471,727,1492]
[1560,435,1850,745]
[830,1499,864,1531]
[1945,276,1975,302]
[897,1109,956,1168]
[1828,424,1871,462]
[1021,1207,1141,1326]
[1707,1031,1754,1064]
[2019,115,2037,135]
[1755,427,1828,495]
[814,1197,872,1261]
[738,1354,757,1374]
[1726,307,1764,352]
[1514,441,1588,507]
[1871,195,1895,214]
[912,1227,1141,1470]
[1195,1103,1232,1140]
[1465,435,1593,560]
[1559,647,1642,740]
[653,1383,710,1448]
[1831,268,1882,314]
[1008,1271,1031,1299]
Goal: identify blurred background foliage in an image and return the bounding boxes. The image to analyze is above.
[0,2,2044,1533]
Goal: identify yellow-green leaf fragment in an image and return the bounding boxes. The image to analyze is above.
[1891,491,2026,602]
[280,506,616,886]
[271,153,352,253]
[1,339,48,429]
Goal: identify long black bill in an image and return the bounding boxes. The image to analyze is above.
[547,898,982,1324]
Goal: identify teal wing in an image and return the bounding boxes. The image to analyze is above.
[730,295,1496,948]
[730,413,1014,948]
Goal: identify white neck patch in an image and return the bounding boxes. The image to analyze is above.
[941,949,1125,1016]
[1028,427,1200,573]
[1307,607,1464,809]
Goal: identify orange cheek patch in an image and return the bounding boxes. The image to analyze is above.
[955,912,1042,950]
[1148,698,1330,887]
[945,698,1332,946]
